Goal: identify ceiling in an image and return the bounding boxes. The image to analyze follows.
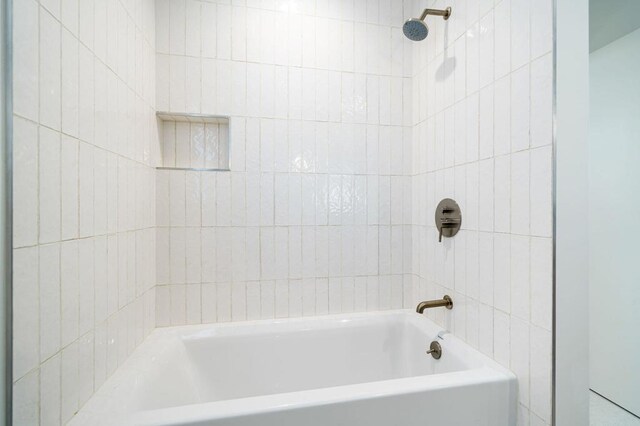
[590,0,640,52]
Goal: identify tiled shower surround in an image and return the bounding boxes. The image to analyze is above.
[154,0,414,325]
[409,0,554,424]
[12,0,159,423]
[12,0,554,425]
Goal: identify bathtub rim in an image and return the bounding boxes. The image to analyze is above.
[132,365,515,426]
[72,309,517,426]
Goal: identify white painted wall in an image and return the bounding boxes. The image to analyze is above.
[589,27,640,417]
[555,0,590,424]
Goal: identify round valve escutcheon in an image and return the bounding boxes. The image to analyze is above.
[435,198,462,242]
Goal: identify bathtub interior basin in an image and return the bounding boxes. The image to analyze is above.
[71,310,516,426]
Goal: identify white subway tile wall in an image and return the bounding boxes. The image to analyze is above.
[12,0,159,423]
[154,0,416,326]
[409,1,553,425]
[11,0,555,424]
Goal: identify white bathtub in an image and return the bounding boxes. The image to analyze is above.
[71,310,516,426]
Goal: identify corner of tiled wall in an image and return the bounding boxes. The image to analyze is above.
[12,0,160,423]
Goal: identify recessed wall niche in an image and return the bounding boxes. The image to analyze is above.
[157,112,230,171]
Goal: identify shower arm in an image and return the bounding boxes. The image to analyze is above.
[419,7,452,21]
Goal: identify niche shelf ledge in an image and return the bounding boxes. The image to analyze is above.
[156,111,230,124]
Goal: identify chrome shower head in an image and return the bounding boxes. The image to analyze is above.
[403,18,429,41]
[403,7,452,42]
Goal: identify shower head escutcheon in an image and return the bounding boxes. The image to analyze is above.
[403,7,452,41]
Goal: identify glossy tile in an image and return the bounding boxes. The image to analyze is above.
[12,0,553,424]
[13,0,159,421]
